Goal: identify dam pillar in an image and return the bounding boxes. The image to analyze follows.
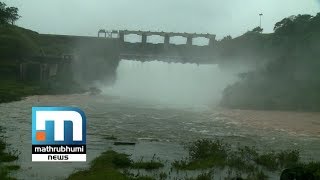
[98,29,106,38]
[19,63,27,81]
[186,35,193,46]
[164,34,170,50]
[37,63,44,81]
[208,36,215,47]
[119,31,125,44]
[142,33,147,45]
[48,64,58,77]
[39,64,49,81]
[20,63,48,81]
[56,63,70,81]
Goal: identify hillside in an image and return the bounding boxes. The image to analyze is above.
[0,25,85,103]
[220,13,320,111]
[0,25,40,59]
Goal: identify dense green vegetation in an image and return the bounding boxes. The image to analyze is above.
[220,13,320,111]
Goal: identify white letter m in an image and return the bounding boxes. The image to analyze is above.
[36,111,83,141]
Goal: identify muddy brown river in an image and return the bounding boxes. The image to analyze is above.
[0,94,319,179]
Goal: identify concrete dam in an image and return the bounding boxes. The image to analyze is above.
[99,29,217,64]
[19,29,218,85]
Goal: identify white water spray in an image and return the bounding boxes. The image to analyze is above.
[102,59,238,107]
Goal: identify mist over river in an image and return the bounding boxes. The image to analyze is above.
[0,60,319,179]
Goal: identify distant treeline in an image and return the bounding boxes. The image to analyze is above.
[220,13,320,111]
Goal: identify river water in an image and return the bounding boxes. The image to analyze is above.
[0,60,319,179]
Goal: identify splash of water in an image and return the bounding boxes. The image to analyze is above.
[101,60,238,107]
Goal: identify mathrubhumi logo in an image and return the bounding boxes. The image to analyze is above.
[33,145,85,153]
[32,107,86,162]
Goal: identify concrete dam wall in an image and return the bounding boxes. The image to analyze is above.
[70,37,120,85]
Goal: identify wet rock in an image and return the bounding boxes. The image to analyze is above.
[113,142,136,146]
[89,87,102,95]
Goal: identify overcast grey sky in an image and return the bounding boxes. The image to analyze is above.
[3,0,320,39]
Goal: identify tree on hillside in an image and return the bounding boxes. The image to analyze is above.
[309,13,320,31]
[221,35,232,42]
[0,2,20,25]
[274,14,313,35]
[244,26,264,35]
[0,2,7,24]
[5,7,19,25]
[251,26,263,33]
[220,13,320,111]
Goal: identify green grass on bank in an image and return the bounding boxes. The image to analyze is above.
[0,80,43,103]
[0,126,20,180]
[131,155,164,170]
[172,139,300,172]
[67,150,159,180]
[173,139,320,179]
[68,139,320,180]
[67,150,129,180]
[0,79,86,104]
